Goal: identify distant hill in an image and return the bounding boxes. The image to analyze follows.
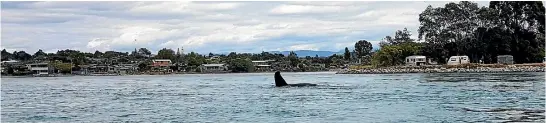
[267,50,343,57]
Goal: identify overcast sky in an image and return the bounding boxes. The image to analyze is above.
[1,1,490,54]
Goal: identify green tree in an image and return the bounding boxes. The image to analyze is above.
[155,48,176,61]
[1,49,12,61]
[488,1,545,63]
[50,60,73,73]
[288,51,300,67]
[138,60,151,71]
[228,58,254,72]
[187,52,205,67]
[380,28,415,47]
[13,51,32,61]
[354,40,373,58]
[94,50,103,58]
[344,47,351,60]
[372,42,423,67]
[138,48,152,57]
[33,49,47,58]
[417,1,545,64]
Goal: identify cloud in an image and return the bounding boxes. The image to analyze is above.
[269,5,345,14]
[1,1,492,54]
[288,44,319,51]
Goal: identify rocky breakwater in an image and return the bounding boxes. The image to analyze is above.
[337,63,545,74]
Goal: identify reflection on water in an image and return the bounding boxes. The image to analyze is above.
[1,72,544,122]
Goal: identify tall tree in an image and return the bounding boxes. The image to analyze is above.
[344,47,351,60]
[488,1,545,63]
[380,28,415,47]
[138,48,152,57]
[418,1,487,63]
[354,40,373,58]
[288,51,300,67]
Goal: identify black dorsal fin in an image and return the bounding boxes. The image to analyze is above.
[274,71,288,87]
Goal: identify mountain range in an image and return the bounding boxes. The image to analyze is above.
[267,50,344,57]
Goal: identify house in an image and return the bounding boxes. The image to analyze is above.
[209,56,220,60]
[447,56,470,65]
[3,60,29,74]
[85,64,115,75]
[252,61,272,71]
[497,55,514,64]
[405,56,427,66]
[152,59,172,72]
[26,62,53,76]
[87,57,107,64]
[116,63,138,75]
[199,64,227,73]
[1,60,20,64]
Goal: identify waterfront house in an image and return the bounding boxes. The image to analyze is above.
[199,64,227,73]
[1,60,20,64]
[85,64,116,74]
[497,55,514,65]
[405,55,427,66]
[115,63,138,75]
[26,62,53,76]
[87,57,107,64]
[447,56,470,65]
[252,61,272,71]
[151,59,172,72]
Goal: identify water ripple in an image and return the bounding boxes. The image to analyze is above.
[1,72,544,122]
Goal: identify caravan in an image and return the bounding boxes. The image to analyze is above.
[447,56,470,65]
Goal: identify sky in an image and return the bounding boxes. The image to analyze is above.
[1,1,490,54]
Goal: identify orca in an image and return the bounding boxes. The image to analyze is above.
[274,71,317,87]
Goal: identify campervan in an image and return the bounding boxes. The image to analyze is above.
[447,56,470,65]
[405,56,427,66]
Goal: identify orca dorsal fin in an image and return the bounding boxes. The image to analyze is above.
[274,71,288,87]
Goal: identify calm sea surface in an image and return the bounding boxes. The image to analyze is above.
[1,72,545,122]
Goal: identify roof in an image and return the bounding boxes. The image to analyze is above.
[406,56,426,59]
[152,59,171,62]
[2,60,19,63]
[26,62,49,65]
[256,65,271,67]
[202,64,225,67]
[252,61,267,63]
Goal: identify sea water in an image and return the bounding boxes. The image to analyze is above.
[1,72,544,122]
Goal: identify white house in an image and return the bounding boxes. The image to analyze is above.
[447,56,470,65]
[405,55,427,66]
[199,64,227,73]
[26,62,52,75]
[252,61,272,71]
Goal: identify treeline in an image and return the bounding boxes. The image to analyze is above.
[371,1,545,67]
[0,47,359,72]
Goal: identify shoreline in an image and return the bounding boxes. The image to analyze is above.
[0,70,334,78]
[337,64,545,74]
